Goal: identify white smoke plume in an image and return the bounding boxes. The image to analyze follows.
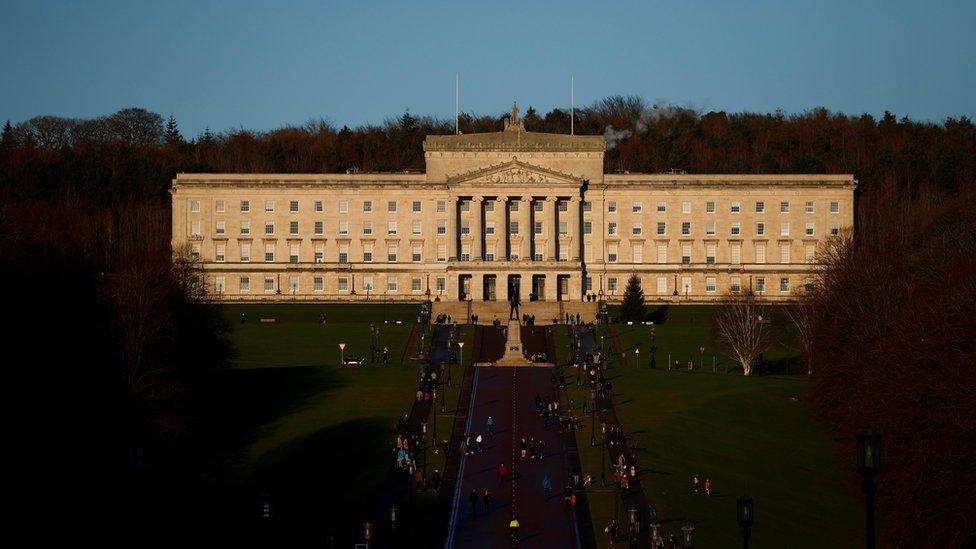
[603,125,632,150]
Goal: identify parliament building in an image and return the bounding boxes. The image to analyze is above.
[170,106,856,303]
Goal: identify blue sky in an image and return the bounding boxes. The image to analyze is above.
[1,0,973,136]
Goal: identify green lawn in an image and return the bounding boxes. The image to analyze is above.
[562,306,861,547]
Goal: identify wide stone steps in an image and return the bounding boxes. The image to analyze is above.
[431,300,598,324]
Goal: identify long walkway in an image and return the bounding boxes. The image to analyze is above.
[446,366,580,548]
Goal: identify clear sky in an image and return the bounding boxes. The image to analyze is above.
[2,0,973,136]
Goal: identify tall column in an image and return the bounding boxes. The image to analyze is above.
[471,196,484,261]
[546,196,557,261]
[496,196,508,261]
[569,196,581,261]
[447,197,458,261]
[520,195,532,261]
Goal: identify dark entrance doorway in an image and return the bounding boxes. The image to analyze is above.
[557,275,570,302]
[483,274,497,301]
[507,275,521,302]
[458,274,471,301]
[532,275,546,301]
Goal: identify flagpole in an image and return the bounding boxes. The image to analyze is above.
[455,73,460,135]
[571,76,575,135]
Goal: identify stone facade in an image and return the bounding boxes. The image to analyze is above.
[171,107,856,303]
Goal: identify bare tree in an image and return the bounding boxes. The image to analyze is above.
[784,289,817,375]
[714,291,771,376]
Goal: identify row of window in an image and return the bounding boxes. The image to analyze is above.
[604,221,841,238]
[190,199,434,214]
[593,275,811,294]
[604,242,817,264]
[214,275,448,294]
[606,200,841,215]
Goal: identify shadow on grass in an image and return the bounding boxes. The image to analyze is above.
[647,305,670,324]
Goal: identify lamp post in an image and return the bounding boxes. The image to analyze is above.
[681,524,695,547]
[339,342,346,365]
[857,430,882,549]
[390,505,398,546]
[432,390,438,442]
[590,406,596,446]
[635,347,640,369]
[737,496,754,549]
[628,506,637,534]
[699,345,705,371]
[457,340,464,384]
[362,520,372,546]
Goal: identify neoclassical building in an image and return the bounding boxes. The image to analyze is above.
[171,106,855,303]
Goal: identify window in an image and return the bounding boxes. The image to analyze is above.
[780,243,790,264]
[437,244,446,262]
[460,220,470,235]
[706,277,716,293]
[780,277,790,292]
[583,221,592,235]
[830,223,840,236]
[290,244,299,263]
[755,201,765,213]
[780,201,790,213]
[681,243,691,264]
[681,221,691,236]
[264,277,275,292]
[756,222,765,236]
[805,244,816,262]
[730,243,741,264]
[436,277,445,291]
[805,201,814,214]
[730,277,741,293]
[607,243,618,263]
[632,244,643,263]
[632,201,643,213]
[363,221,372,235]
[314,245,323,263]
[290,200,299,213]
[806,222,815,237]
[607,277,618,292]
[706,243,716,264]
[339,200,348,213]
[387,244,397,262]
[756,243,766,263]
[585,276,593,292]
[363,244,373,262]
[413,220,422,235]
[289,221,299,235]
[657,202,667,213]
[411,278,422,292]
[607,201,617,213]
[264,221,274,235]
[509,221,519,235]
[265,200,275,213]
[486,221,495,235]
[387,221,397,235]
[264,243,274,262]
[461,243,471,262]
[731,222,741,236]
[559,221,568,235]
[190,220,201,236]
[731,202,741,214]
[412,246,422,262]
[215,200,225,213]
[459,200,470,213]
[780,222,790,236]
[533,201,543,212]
[756,277,765,293]
[509,201,519,212]
[706,221,715,236]
[314,276,324,292]
[805,277,815,292]
[215,243,225,262]
[558,200,567,212]
[434,200,444,213]
[631,223,641,236]
[338,245,348,263]
[240,243,250,262]
[388,200,397,213]
[706,201,715,214]
[582,201,592,212]
[240,276,250,292]
[656,222,666,235]
[215,220,225,234]
[288,276,298,294]
[240,200,250,213]
[315,200,323,213]
[607,222,617,236]
[657,277,667,295]
[681,277,691,295]
[657,244,667,264]
[338,277,348,292]
[314,221,323,235]
[829,201,839,214]
[412,200,422,213]
[682,201,691,214]
[241,220,250,235]
[534,221,543,235]
[190,200,200,213]
[363,200,373,213]
[437,220,446,234]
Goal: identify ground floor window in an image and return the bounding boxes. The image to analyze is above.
[240,276,250,292]
[288,276,299,293]
[607,277,617,293]
[584,276,592,292]
[706,277,716,293]
[780,277,790,292]
[730,276,741,293]
[411,278,422,291]
[214,276,225,293]
[756,277,766,293]
[387,278,398,292]
[436,277,446,292]
[264,277,275,292]
[314,276,324,292]
[338,277,348,292]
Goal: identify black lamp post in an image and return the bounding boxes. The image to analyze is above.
[628,506,637,533]
[590,407,596,446]
[363,520,373,546]
[432,390,437,441]
[737,497,754,549]
[389,506,398,546]
[857,430,882,549]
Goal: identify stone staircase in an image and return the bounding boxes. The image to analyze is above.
[431,300,599,325]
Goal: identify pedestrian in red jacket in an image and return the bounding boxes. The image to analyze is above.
[498,463,508,485]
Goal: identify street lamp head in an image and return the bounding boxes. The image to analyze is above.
[736,496,755,528]
[458,341,465,348]
[857,430,882,477]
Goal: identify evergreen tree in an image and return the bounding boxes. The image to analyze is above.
[620,274,646,322]
[1,120,14,149]
[164,114,183,145]
[198,127,214,146]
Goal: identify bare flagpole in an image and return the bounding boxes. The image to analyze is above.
[571,76,575,135]
[455,73,460,135]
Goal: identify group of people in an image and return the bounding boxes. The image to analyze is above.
[433,313,454,325]
[614,452,641,493]
[691,473,713,496]
[414,365,439,402]
[393,417,421,475]
[521,313,538,326]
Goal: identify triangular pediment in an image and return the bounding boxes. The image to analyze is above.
[447,158,583,186]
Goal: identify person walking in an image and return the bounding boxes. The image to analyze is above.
[542,475,552,497]
[469,488,479,515]
[475,433,483,453]
[692,474,700,494]
[704,478,712,496]
[486,416,495,437]
[498,463,507,485]
[482,489,491,513]
[382,346,389,365]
